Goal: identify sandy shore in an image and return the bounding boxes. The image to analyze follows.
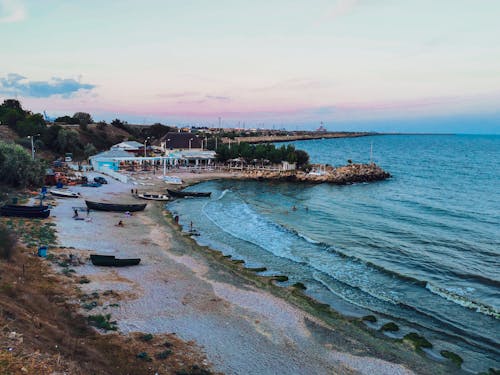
[48,171,453,375]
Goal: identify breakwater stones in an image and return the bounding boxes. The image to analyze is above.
[240,163,391,185]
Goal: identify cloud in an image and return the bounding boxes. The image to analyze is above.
[0,0,26,23]
[327,0,358,21]
[0,73,96,98]
[156,91,199,98]
[205,95,230,101]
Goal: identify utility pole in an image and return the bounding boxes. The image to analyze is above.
[28,134,40,160]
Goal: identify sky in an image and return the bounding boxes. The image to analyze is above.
[1,0,499,133]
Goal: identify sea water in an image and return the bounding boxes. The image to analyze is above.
[167,134,500,372]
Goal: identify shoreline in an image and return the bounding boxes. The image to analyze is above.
[46,171,460,374]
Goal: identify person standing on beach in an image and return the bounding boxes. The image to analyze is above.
[73,208,78,218]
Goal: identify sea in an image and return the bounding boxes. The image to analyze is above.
[167,134,500,373]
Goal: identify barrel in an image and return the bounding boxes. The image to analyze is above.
[37,246,47,257]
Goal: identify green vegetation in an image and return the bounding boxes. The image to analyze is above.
[362,315,377,323]
[272,275,289,282]
[440,350,463,367]
[155,349,173,359]
[215,142,310,168]
[403,332,433,350]
[0,141,46,188]
[87,314,117,331]
[140,333,154,342]
[292,282,307,290]
[380,322,399,332]
[135,352,152,361]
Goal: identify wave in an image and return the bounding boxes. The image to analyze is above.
[202,189,499,320]
[426,283,500,319]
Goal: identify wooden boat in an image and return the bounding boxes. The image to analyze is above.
[85,200,147,212]
[167,189,211,198]
[136,193,169,201]
[0,205,50,218]
[50,189,80,198]
[81,182,101,187]
[90,254,141,267]
[2,204,49,211]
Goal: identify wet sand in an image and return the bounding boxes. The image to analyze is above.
[49,171,456,375]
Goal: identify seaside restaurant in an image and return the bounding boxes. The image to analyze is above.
[89,148,217,172]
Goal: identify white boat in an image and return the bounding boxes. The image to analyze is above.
[162,176,183,185]
[50,189,80,198]
[136,193,169,201]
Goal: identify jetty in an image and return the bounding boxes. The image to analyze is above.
[238,163,391,184]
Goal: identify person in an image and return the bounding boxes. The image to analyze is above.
[292,205,297,211]
[73,208,78,218]
[86,207,90,216]
[190,221,193,231]
[131,189,134,195]
[116,220,124,227]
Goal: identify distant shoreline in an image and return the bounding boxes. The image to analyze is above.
[224,132,456,145]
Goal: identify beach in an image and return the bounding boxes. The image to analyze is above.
[46,169,458,375]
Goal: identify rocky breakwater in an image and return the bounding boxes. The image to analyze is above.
[240,163,391,184]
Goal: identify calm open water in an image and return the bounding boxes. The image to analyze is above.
[167,135,500,372]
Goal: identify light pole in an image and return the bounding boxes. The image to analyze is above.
[144,137,150,158]
[27,134,40,160]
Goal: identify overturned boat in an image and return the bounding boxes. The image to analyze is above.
[85,200,147,212]
[0,205,50,218]
[90,254,141,267]
[167,189,211,198]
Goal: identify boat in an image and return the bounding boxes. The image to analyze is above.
[136,193,169,201]
[82,182,101,187]
[90,254,141,267]
[85,200,147,212]
[0,205,50,218]
[2,204,49,211]
[50,189,80,198]
[167,189,211,198]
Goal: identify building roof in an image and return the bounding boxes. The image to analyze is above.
[111,141,144,150]
[90,149,131,160]
[160,132,202,149]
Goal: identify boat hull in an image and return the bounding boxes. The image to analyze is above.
[167,189,211,198]
[90,254,141,267]
[0,206,50,218]
[50,189,79,198]
[85,200,147,212]
[136,194,169,201]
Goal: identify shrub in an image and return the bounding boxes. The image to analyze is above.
[155,350,172,359]
[87,314,117,331]
[140,333,153,342]
[0,224,16,260]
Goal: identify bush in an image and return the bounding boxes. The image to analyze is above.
[87,314,117,331]
[0,141,46,187]
[0,224,16,260]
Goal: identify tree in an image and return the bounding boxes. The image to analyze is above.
[16,114,47,137]
[55,115,79,124]
[83,143,97,158]
[73,112,93,125]
[0,141,46,187]
[295,150,309,167]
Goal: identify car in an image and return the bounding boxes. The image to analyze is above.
[93,176,108,184]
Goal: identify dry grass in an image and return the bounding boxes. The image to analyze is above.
[0,243,216,375]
